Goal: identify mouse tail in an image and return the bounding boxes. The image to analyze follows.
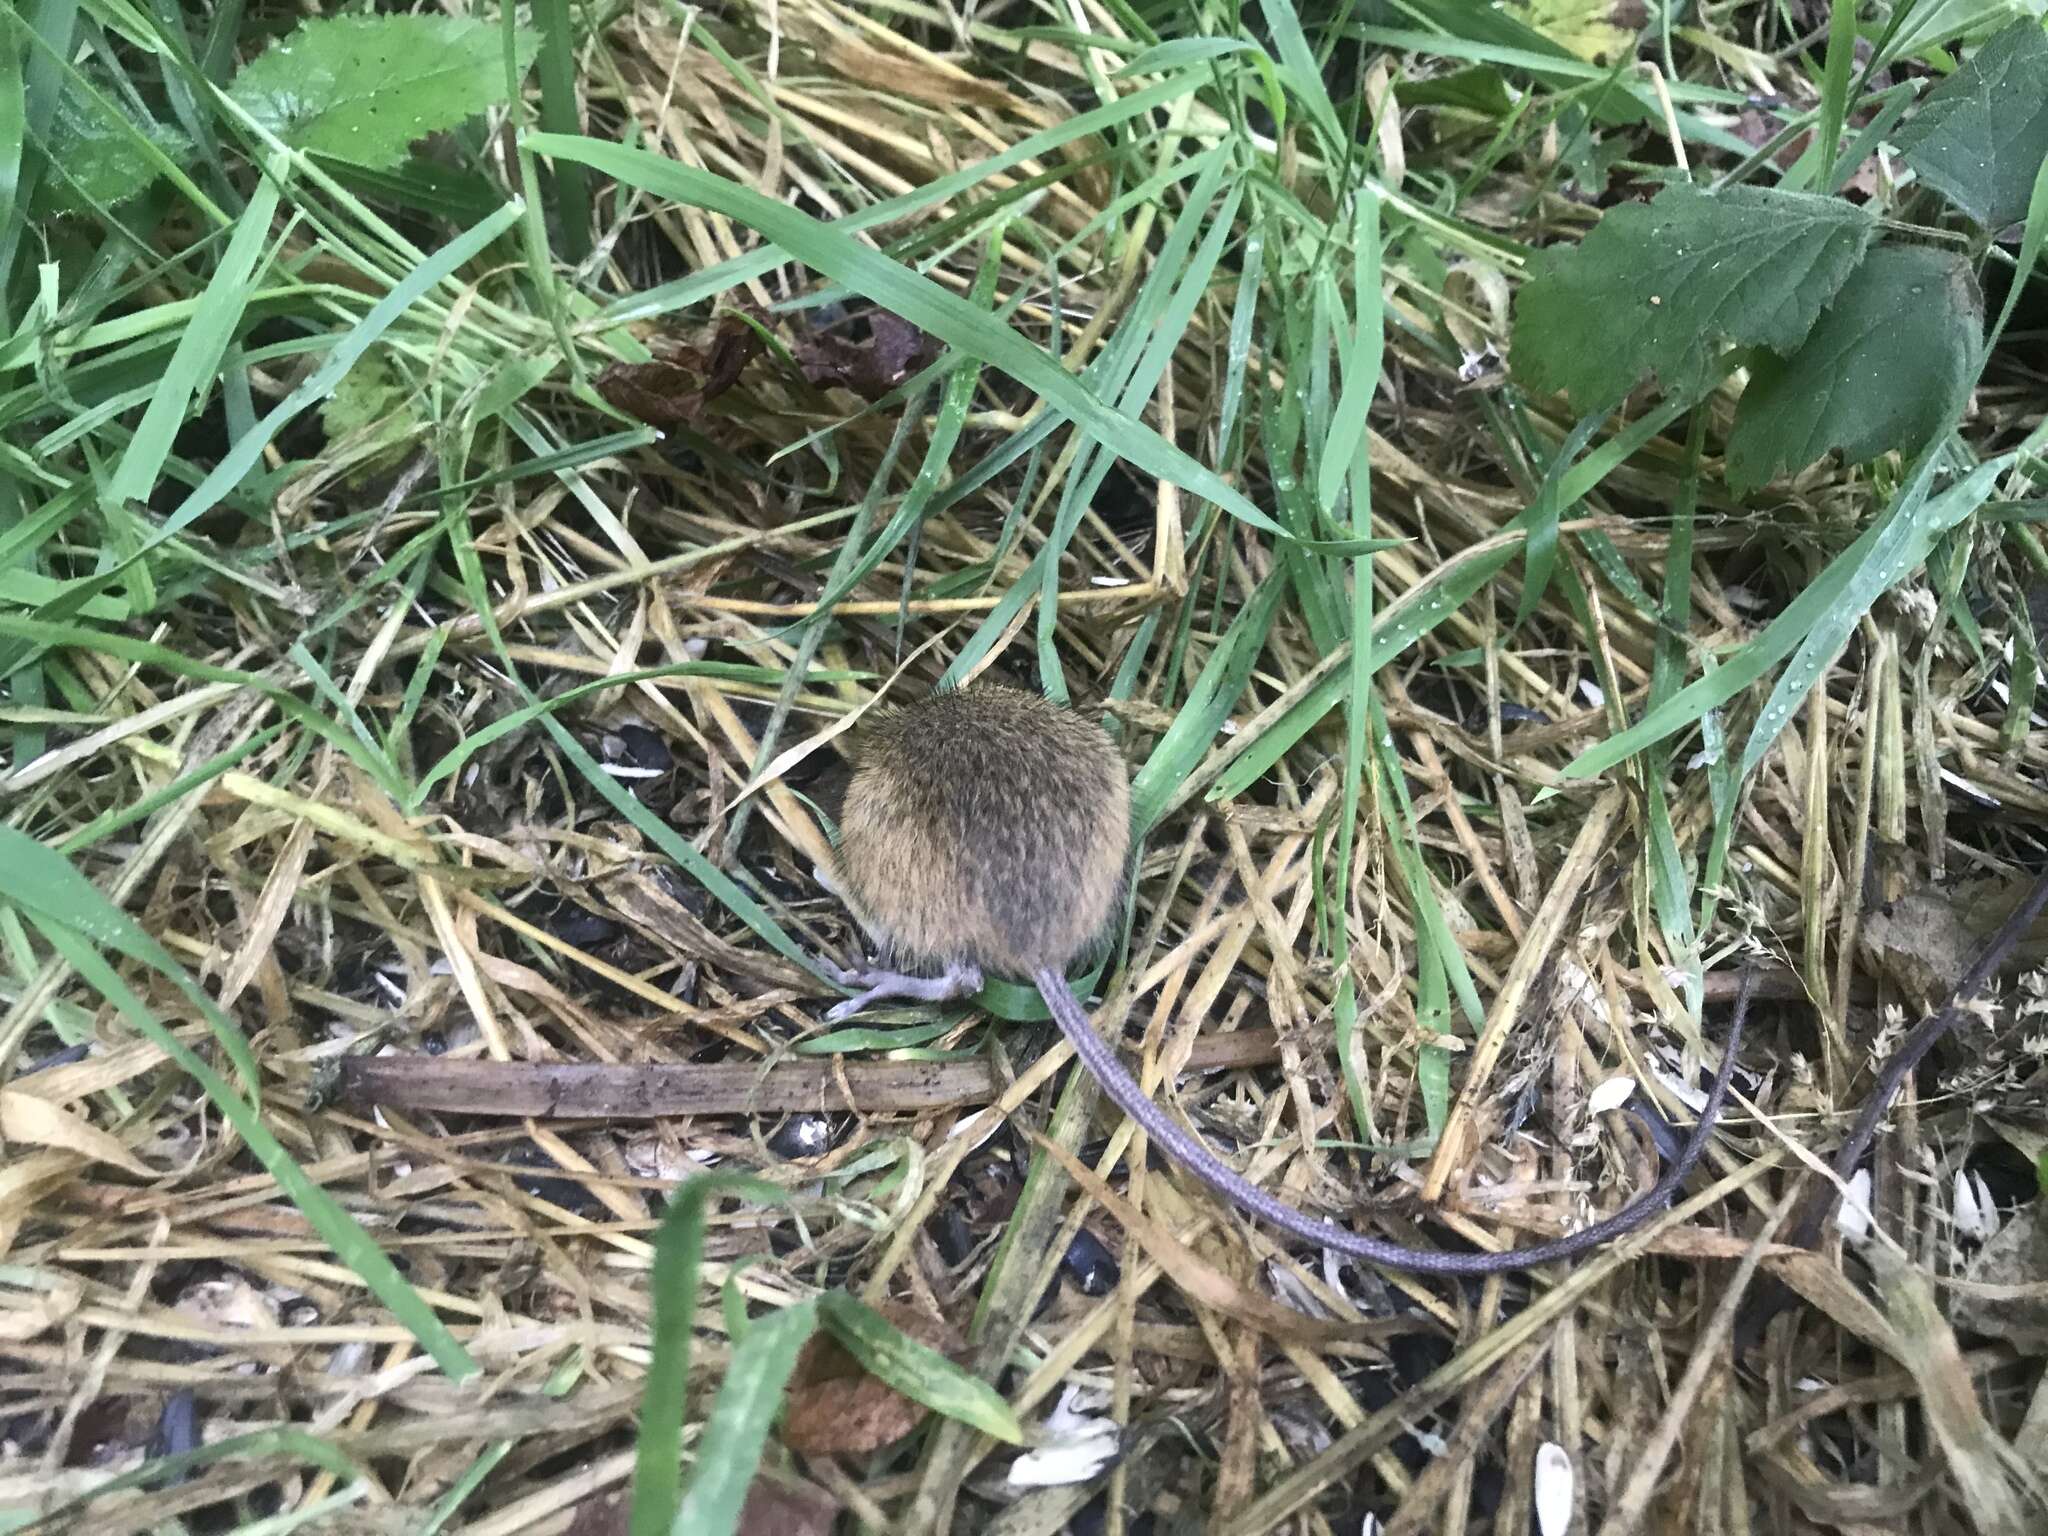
[1031,967,1752,1276]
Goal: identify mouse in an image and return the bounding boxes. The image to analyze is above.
[816,683,1751,1275]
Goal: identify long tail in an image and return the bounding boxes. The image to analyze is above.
[1033,967,1753,1276]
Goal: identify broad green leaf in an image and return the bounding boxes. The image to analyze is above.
[37,86,189,213]
[1510,183,1877,412]
[1394,66,1517,114]
[817,1292,1024,1445]
[673,1301,820,1536]
[1726,244,1982,492]
[230,14,540,171]
[1893,19,2048,228]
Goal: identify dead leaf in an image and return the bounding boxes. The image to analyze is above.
[596,359,701,430]
[596,309,765,428]
[1951,1209,2048,1350]
[1872,1245,2045,1534]
[793,310,939,402]
[0,1088,153,1177]
[1859,880,2048,1006]
[780,1298,960,1456]
[738,1472,839,1536]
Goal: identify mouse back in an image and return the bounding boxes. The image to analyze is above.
[836,684,1130,977]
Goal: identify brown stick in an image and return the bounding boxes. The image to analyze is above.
[333,1027,1284,1119]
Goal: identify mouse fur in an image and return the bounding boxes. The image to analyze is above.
[831,684,1130,979]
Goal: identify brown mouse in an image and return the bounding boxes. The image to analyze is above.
[818,683,1749,1274]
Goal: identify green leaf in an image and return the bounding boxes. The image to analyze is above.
[1394,66,1517,114]
[1726,244,1982,492]
[1893,19,2048,228]
[37,86,189,213]
[817,1293,1024,1445]
[1510,183,1877,412]
[630,1174,787,1536]
[230,14,540,171]
[673,1301,820,1536]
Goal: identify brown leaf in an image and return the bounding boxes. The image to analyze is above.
[701,308,767,399]
[595,309,765,428]
[595,359,705,430]
[738,1472,839,1536]
[793,310,939,402]
[1857,880,2048,1007]
[779,1298,960,1456]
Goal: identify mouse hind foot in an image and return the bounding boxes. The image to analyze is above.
[822,960,984,1022]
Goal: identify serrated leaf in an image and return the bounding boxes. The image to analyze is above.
[1726,244,1982,492]
[1510,183,1877,412]
[229,14,539,171]
[38,89,189,213]
[1893,19,2048,229]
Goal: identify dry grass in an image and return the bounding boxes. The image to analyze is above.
[5,3,2048,1534]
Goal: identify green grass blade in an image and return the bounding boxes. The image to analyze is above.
[532,0,590,262]
[34,199,523,625]
[20,901,476,1379]
[1814,0,1860,188]
[672,1300,821,1536]
[599,74,1206,324]
[1737,452,2010,780]
[1257,0,1344,151]
[527,134,1277,536]
[630,1172,786,1536]
[106,151,282,507]
[1130,568,1288,836]
[1557,447,2010,787]
[817,1292,1024,1444]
